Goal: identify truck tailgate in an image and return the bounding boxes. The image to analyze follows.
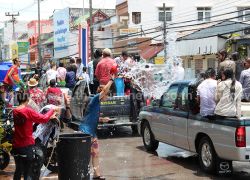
[100,96,131,117]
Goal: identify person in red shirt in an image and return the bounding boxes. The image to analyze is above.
[95,48,116,85]
[28,78,46,110]
[12,89,58,180]
[46,79,64,106]
[2,58,24,105]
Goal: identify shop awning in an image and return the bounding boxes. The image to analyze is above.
[140,45,164,60]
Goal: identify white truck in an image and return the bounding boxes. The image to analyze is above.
[138,79,250,175]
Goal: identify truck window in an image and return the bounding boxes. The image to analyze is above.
[162,85,178,108]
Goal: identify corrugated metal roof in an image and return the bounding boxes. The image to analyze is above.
[178,21,250,40]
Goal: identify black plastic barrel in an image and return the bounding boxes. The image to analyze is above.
[57,133,91,180]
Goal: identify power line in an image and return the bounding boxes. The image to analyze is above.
[109,34,162,50]
[95,7,250,41]
[5,12,20,40]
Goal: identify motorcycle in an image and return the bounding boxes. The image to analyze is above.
[0,109,13,170]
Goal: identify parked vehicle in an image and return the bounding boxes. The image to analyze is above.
[69,80,144,133]
[138,80,250,175]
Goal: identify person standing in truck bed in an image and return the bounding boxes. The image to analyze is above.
[239,58,250,102]
[197,68,217,119]
[215,68,242,119]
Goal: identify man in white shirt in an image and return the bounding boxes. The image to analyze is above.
[197,68,217,119]
[76,57,84,80]
[174,62,185,80]
[46,62,58,84]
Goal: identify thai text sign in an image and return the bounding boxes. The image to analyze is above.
[54,8,70,58]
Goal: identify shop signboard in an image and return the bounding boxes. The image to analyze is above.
[54,7,70,59]
[154,56,164,64]
[17,42,29,64]
[120,28,139,36]
[10,42,18,59]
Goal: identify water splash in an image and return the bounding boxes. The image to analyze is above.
[119,31,184,99]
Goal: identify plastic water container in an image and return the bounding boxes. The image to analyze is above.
[114,78,124,96]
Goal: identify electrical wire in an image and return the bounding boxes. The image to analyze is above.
[94,8,250,41]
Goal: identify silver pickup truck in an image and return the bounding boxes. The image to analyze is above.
[138,80,250,175]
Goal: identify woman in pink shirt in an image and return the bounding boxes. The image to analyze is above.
[57,62,67,86]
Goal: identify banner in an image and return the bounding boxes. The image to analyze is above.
[54,8,70,59]
[17,42,29,64]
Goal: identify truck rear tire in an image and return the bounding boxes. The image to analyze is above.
[198,137,217,174]
[142,122,159,151]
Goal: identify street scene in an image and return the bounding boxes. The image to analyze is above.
[0,0,250,180]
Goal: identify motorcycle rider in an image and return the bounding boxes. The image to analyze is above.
[2,58,26,107]
[12,89,59,180]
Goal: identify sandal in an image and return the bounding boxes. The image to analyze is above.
[93,176,105,180]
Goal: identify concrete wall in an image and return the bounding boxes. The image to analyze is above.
[126,0,250,39]
[176,36,226,56]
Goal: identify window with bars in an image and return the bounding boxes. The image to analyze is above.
[238,7,250,21]
[197,7,211,22]
[158,7,172,22]
[207,58,216,69]
[132,12,141,24]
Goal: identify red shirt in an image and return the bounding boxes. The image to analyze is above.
[4,65,20,85]
[46,87,64,106]
[13,106,54,148]
[95,57,115,85]
[29,87,46,109]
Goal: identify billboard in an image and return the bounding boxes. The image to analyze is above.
[120,28,139,36]
[54,7,70,59]
[11,42,29,64]
[18,42,29,64]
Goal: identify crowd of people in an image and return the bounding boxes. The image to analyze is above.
[2,48,137,180]
[196,49,249,120]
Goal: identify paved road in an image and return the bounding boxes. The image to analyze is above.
[1,126,250,180]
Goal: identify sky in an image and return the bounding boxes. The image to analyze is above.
[0,0,116,26]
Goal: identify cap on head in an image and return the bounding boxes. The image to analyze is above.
[28,78,38,87]
[102,48,112,56]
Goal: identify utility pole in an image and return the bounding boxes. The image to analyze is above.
[37,0,42,64]
[89,0,94,61]
[5,12,19,40]
[163,3,167,62]
[82,0,85,16]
